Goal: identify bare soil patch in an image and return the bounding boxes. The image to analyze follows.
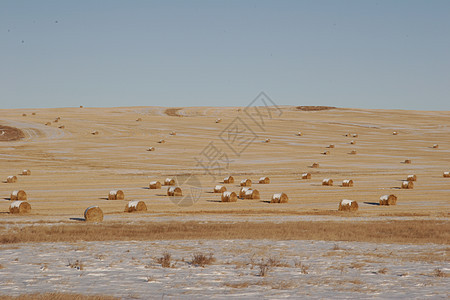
[164,107,183,117]
[295,106,336,111]
[0,125,24,141]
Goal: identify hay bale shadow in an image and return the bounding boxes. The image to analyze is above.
[205,191,215,194]
[363,202,380,206]
[141,187,150,190]
[99,197,109,200]
[391,187,402,190]
[70,217,86,222]
[3,198,11,201]
[261,200,271,203]
[156,194,166,197]
[206,199,222,203]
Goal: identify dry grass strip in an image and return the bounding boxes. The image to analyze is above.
[0,220,448,245]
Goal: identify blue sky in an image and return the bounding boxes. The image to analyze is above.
[1,1,449,110]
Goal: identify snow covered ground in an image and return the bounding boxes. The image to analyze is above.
[1,240,448,299]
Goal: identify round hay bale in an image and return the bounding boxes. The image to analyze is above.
[22,169,31,176]
[91,130,99,135]
[215,118,222,123]
[45,122,51,126]
[271,193,288,203]
[214,185,226,193]
[443,171,450,178]
[296,132,302,136]
[327,144,335,148]
[22,113,27,117]
[158,139,165,144]
[32,112,36,115]
[53,118,59,123]
[342,179,354,187]
[349,150,357,155]
[164,178,175,186]
[311,163,320,168]
[84,206,103,222]
[149,181,162,189]
[345,133,350,137]
[147,147,155,151]
[352,134,358,138]
[379,194,397,206]
[401,181,414,189]
[350,140,355,145]
[322,178,333,186]
[258,177,270,184]
[136,118,142,121]
[244,189,260,200]
[6,175,17,183]
[264,138,271,143]
[124,200,147,213]
[9,201,31,214]
[170,131,176,136]
[407,174,417,182]
[239,187,252,198]
[108,190,124,200]
[240,179,252,187]
[223,176,234,184]
[221,191,237,202]
[167,186,182,196]
[392,131,398,135]
[301,172,311,179]
[80,105,83,108]
[11,190,27,201]
[58,125,65,129]
[432,144,439,149]
[338,199,358,211]
[322,150,330,155]
[404,159,411,164]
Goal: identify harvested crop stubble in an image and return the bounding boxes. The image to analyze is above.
[258,176,270,184]
[21,169,31,176]
[244,189,260,200]
[322,178,333,186]
[401,181,414,189]
[221,191,237,202]
[10,190,27,201]
[302,173,311,179]
[167,186,182,196]
[149,181,161,189]
[108,190,125,200]
[124,200,147,212]
[407,175,417,182]
[223,176,234,184]
[84,206,103,222]
[9,201,31,214]
[380,194,397,206]
[338,199,358,211]
[239,187,252,198]
[240,179,252,187]
[271,193,288,203]
[164,178,175,186]
[6,175,17,183]
[342,179,354,187]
